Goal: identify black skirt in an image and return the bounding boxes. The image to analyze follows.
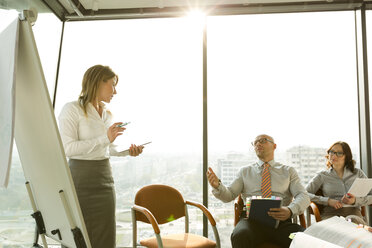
[69,158,116,248]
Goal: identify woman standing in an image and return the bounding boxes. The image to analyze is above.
[306,141,371,222]
[58,65,143,247]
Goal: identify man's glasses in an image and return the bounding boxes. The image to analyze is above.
[328,150,344,157]
[251,138,274,146]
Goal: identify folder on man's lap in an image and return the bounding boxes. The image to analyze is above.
[248,197,282,229]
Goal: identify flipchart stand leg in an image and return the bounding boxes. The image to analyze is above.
[59,190,87,248]
[32,225,42,248]
[25,182,48,248]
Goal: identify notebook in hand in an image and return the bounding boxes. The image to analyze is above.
[248,197,282,229]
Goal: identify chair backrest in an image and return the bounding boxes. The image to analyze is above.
[234,195,244,226]
[134,184,186,224]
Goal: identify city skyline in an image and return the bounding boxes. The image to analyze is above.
[1,145,347,247]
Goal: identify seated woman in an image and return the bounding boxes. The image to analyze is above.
[306,141,371,223]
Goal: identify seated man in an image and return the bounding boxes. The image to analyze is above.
[207,134,310,248]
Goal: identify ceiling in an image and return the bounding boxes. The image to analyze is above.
[1,0,372,21]
[0,0,50,12]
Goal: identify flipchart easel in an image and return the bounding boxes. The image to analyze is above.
[0,10,91,248]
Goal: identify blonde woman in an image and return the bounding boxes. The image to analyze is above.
[58,65,143,248]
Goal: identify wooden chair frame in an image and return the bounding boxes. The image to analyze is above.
[132,185,221,248]
[307,201,367,225]
[307,188,367,226]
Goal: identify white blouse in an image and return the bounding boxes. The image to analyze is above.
[58,101,126,160]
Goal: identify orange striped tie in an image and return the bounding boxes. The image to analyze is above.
[261,162,272,198]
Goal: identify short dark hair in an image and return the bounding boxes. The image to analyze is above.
[326,141,355,172]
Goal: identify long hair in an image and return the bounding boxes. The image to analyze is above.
[326,141,355,172]
[78,65,118,115]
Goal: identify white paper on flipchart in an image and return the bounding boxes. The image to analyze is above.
[14,19,91,247]
[348,178,372,197]
[289,232,342,248]
[0,18,18,188]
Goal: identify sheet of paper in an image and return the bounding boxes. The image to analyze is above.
[348,178,372,197]
[289,232,342,248]
[341,204,354,207]
[116,142,151,156]
[305,216,372,247]
[0,18,18,188]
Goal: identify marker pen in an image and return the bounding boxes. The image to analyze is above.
[117,122,130,127]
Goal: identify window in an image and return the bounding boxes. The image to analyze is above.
[32,14,62,95]
[0,8,365,248]
[367,10,372,161]
[208,12,359,247]
[54,17,203,246]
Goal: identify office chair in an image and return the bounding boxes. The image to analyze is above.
[234,194,306,248]
[132,184,220,248]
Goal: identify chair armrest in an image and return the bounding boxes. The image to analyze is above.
[185,200,216,226]
[360,204,372,217]
[362,205,366,217]
[298,213,306,228]
[186,200,221,247]
[234,195,244,226]
[132,205,161,234]
[309,202,322,222]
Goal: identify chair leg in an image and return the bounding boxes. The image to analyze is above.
[131,208,137,248]
[185,204,189,233]
[306,208,311,227]
[212,225,221,248]
[155,234,164,248]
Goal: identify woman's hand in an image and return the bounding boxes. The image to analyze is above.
[129,144,144,157]
[328,198,343,209]
[341,193,356,205]
[107,122,126,143]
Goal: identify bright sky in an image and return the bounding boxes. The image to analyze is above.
[0,9,18,31]
[0,8,368,157]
